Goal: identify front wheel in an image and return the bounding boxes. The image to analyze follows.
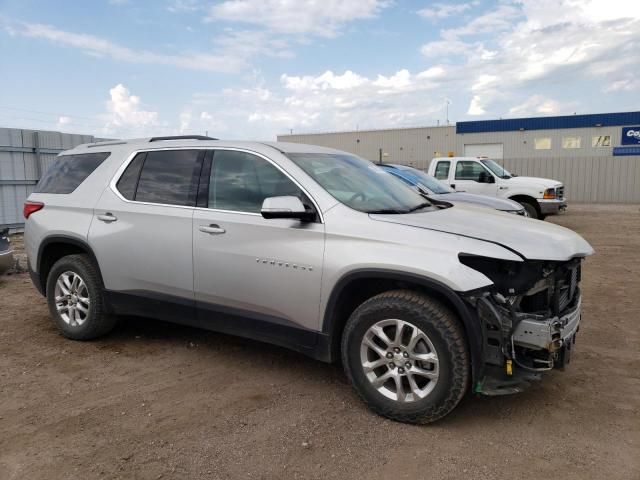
[519,200,544,220]
[341,290,469,424]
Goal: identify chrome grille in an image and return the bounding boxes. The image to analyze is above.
[557,186,565,200]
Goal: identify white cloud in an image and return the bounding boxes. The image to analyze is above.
[604,77,634,93]
[103,84,159,134]
[7,21,251,73]
[188,67,451,139]
[214,29,293,60]
[467,96,485,115]
[179,112,192,133]
[418,2,475,20]
[56,116,72,131]
[419,0,640,117]
[206,0,390,37]
[508,95,572,116]
[200,111,213,120]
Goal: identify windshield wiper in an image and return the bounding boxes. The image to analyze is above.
[406,202,431,212]
[366,208,408,214]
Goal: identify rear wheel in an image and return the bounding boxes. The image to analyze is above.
[341,290,469,424]
[46,254,116,340]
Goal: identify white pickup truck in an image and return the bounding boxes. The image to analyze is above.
[427,156,567,219]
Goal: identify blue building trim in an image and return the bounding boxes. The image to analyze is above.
[456,111,640,134]
[613,146,640,156]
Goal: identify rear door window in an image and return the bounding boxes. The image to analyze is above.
[35,152,110,194]
[134,150,202,206]
[434,161,450,180]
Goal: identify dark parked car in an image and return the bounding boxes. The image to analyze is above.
[379,164,527,216]
[0,228,14,275]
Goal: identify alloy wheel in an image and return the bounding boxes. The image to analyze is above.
[360,318,439,402]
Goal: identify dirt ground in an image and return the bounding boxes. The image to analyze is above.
[1,205,638,480]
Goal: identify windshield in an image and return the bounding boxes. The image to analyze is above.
[395,167,453,194]
[481,159,512,179]
[287,153,430,213]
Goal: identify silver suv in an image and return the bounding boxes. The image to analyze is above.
[24,136,593,423]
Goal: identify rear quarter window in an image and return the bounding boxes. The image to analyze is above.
[35,152,110,194]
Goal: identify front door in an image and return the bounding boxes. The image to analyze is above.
[192,149,325,343]
[452,160,498,196]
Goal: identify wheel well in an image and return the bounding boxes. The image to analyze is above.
[38,240,101,295]
[509,194,539,208]
[325,276,467,364]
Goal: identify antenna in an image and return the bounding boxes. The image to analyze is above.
[445,99,450,125]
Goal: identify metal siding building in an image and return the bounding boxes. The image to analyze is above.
[278,112,640,203]
[0,128,100,229]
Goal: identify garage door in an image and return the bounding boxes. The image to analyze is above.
[464,143,504,159]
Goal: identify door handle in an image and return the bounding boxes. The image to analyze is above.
[499,186,508,190]
[97,213,117,223]
[199,224,226,235]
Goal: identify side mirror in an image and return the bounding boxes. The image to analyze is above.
[261,196,315,222]
[478,171,495,183]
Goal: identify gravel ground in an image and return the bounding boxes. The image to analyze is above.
[1,204,638,480]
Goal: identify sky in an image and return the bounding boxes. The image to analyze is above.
[0,0,638,140]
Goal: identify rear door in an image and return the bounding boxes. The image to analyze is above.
[192,149,325,341]
[89,149,203,311]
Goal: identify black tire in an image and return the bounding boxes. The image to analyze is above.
[45,254,116,340]
[341,289,469,424]
[520,200,541,220]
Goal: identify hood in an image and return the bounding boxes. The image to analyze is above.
[370,204,593,261]
[504,176,562,189]
[429,192,523,212]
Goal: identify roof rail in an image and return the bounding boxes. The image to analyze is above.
[87,141,127,148]
[149,135,218,142]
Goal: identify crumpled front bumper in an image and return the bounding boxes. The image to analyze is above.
[512,296,581,351]
[469,293,582,396]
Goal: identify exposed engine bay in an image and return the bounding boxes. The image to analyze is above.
[459,255,584,395]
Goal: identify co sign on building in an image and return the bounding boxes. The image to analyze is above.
[622,126,640,145]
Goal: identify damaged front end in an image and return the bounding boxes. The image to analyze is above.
[459,254,584,396]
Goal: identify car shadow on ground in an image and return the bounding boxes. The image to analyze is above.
[100,314,547,427]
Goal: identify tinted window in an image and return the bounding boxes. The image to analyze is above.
[209,150,303,213]
[35,152,110,194]
[116,153,145,200]
[434,161,450,180]
[455,161,488,181]
[135,150,201,206]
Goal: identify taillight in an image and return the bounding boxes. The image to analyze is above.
[23,201,44,219]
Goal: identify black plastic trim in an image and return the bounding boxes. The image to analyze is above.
[149,135,218,142]
[35,235,103,294]
[103,289,327,360]
[322,268,485,381]
[29,265,44,296]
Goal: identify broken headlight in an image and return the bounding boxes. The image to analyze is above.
[458,254,547,295]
